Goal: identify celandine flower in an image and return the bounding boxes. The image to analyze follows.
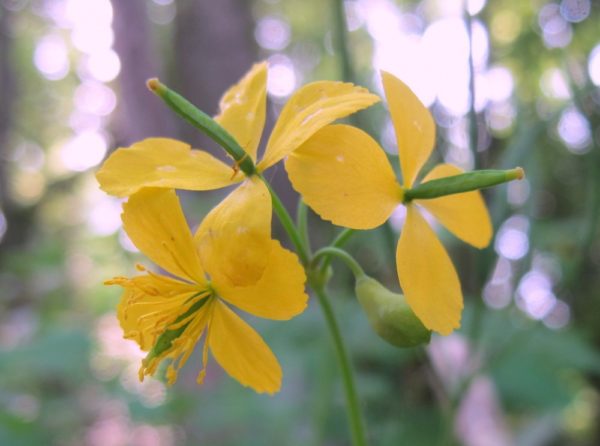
[286,72,492,335]
[96,62,379,249]
[107,182,307,394]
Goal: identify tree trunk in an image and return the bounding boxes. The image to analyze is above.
[0,4,15,207]
[110,0,178,146]
[173,0,256,149]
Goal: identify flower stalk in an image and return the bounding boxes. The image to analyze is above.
[313,246,364,278]
[263,189,368,446]
[314,285,368,446]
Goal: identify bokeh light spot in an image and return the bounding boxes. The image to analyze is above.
[540,68,571,100]
[74,81,117,116]
[267,55,296,98]
[34,34,70,80]
[557,107,591,154]
[0,208,7,243]
[539,4,572,48]
[587,43,600,86]
[255,16,291,51]
[60,131,108,172]
[560,0,591,23]
[495,215,529,260]
[516,270,557,320]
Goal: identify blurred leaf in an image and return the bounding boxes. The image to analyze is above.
[0,329,90,379]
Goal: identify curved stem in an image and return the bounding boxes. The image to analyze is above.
[331,228,355,248]
[313,286,368,446]
[320,228,356,274]
[313,247,364,278]
[260,176,310,265]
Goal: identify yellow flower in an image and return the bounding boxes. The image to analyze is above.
[96,62,380,250]
[285,72,492,335]
[107,181,308,394]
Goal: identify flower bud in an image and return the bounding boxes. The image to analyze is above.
[355,275,431,348]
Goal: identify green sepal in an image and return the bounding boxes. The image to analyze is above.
[147,78,256,177]
[404,167,524,202]
[355,275,431,348]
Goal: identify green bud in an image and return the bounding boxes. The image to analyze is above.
[355,275,431,348]
[403,167,524,202]
[146,78,255,177]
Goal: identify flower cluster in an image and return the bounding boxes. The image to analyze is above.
[286,72,492,335]
[97,62,508,393]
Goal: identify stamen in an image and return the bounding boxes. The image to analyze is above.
[104,277,128,286]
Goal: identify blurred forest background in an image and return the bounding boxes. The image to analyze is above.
[1,0,600,445]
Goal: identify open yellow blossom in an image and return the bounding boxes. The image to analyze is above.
[285,72,492,335]
[107,181,308,394]
[96,62,380,250]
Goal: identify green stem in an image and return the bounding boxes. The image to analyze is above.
[465,9,479,170]
[313,247,364,278]
[260,176,310,265]
[313,286,368,446]
[331,228,355,248]
[147,78,255,176]
[320,228,355,274]
[260,178,366,445]
[297,199,311,256]
[331,0,354,83]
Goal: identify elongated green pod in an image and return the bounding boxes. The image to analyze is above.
[147,78,256,177]
[403,167,524,202]
[355,275,431,348]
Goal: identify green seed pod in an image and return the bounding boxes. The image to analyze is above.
[355,275,431,348]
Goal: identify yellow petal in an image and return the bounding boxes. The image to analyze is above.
[108,272,205,351]
[213,240,308,320]
[194,177,271,287]
[286,124,401,229]
[259,81,380,170]
[397,205,463,335]
[209,300,282,394]
[417,164,492,249]
[96,138,238,197]
[215,62,267,161]
[382,71,435,188]
[123,188,206,284]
